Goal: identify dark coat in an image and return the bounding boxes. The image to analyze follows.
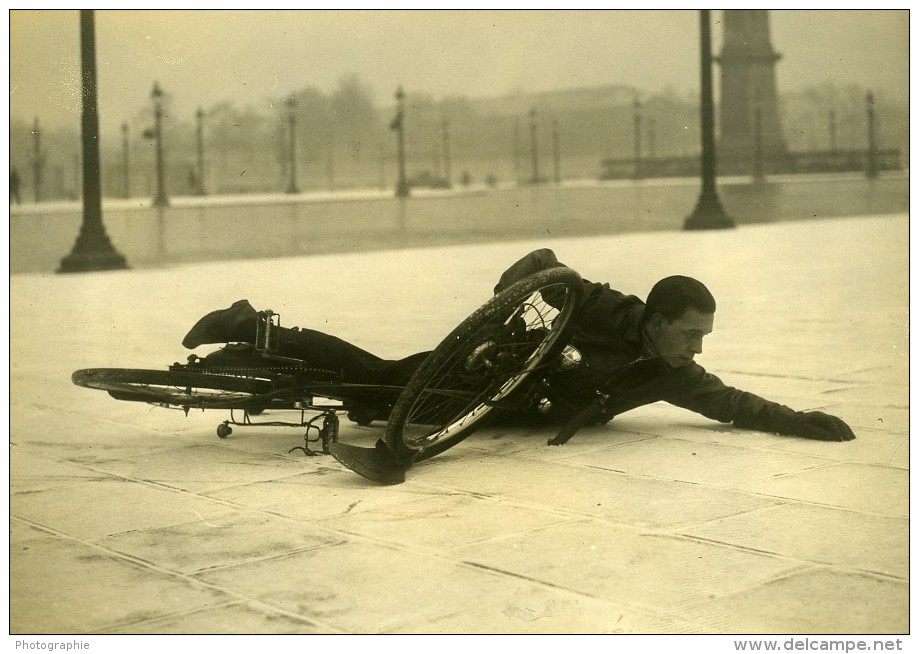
[496,248,797,434]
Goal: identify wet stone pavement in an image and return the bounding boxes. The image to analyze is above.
[9,215,909,634]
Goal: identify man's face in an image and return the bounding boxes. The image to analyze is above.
[646,308,715,368]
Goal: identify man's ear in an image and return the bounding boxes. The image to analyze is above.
[645,313,666,331]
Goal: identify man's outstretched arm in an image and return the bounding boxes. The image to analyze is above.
[666,367,856,441]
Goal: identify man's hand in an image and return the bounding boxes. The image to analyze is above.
[789,411,856,441]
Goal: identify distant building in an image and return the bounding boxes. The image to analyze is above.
[470,85,636,116]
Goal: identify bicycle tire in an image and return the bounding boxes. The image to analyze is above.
[71,368,273,409]
[384,266,582,463]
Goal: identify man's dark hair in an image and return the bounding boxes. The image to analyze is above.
[645,275,716,323]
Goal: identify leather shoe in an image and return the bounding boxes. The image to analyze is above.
[182,299,258,349]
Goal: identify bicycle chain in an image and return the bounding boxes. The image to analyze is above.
[173,363,342,382]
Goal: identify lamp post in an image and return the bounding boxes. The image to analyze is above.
[513,118,521,185]
[865,91,878,179]
[150,82,169,207]
[326,120,336,192]
[441,118,452,187]
[829,109,837,153]
[121,122,130,198]
[286,96,300,193]
[31,118,43,202]
[58,9,127,272]
[633,95,643,179]
[529,108,540,184]
[684,9,734,230]
[195,107,206,195]
[393,86,410,197]
[648,116,657,161]
[552,119,561,184]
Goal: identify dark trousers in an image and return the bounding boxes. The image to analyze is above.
[273,327,576,430]
[276,327,430,387]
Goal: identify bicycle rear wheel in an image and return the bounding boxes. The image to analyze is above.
[384,266,582,463]
[72,368,273,409]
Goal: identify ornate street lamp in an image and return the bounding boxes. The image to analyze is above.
[552,119,561,184]
[529,108,540,184]
[58,9,127,272]
[684,9,734,230]
[512,118,522,185]
[648,116,657,161]
[393,86,410,197]
[150,82,169,207]
[286,96,300,193]
[441,118,452,187]
[633,95,643,179]
[865,91,878,179]
[121,122,130,198]
[31,118,44,203]
[195,107,207,195]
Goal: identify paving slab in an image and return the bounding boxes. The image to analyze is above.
[675,568,909,634]
[204,469,436,522]
[193,540,621,634]
[680,502,908,579]
[414,454,783,530]
[104,600,326,635]
[454,520,805,611]
[10,535,232,634]
[86,444,316,494]
[313,492,578,551]
[560,436,833,488]
[763,428,908,470]
[11,450,112,493]
[740,462,908,518]
[97,511,344,575]
[13,478,234,541]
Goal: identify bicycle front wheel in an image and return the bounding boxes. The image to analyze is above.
[72,368,273,409]
[384,266,582,463]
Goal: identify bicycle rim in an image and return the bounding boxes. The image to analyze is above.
[72,368,273,409]
[385,267,582,461]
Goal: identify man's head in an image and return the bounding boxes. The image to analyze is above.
[643,276,716,368]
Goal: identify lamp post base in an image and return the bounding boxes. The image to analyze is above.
[395,180,410,198]
[684,191,735,230]
[58,232,128,273]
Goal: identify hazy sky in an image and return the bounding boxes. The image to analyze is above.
[8,8,909,137]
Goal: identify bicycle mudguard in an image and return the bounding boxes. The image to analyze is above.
[329,440,408,485]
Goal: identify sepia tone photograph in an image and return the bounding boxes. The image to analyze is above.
[8,6,909,644]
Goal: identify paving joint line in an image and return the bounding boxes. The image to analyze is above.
[12,452,650,609]
[10,514,347,634]
[669,532,908,582]
[13,434,909,616]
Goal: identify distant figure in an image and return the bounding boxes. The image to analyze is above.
[9,168,21,204]
[461,170,472,187]
[188,169,198,194]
